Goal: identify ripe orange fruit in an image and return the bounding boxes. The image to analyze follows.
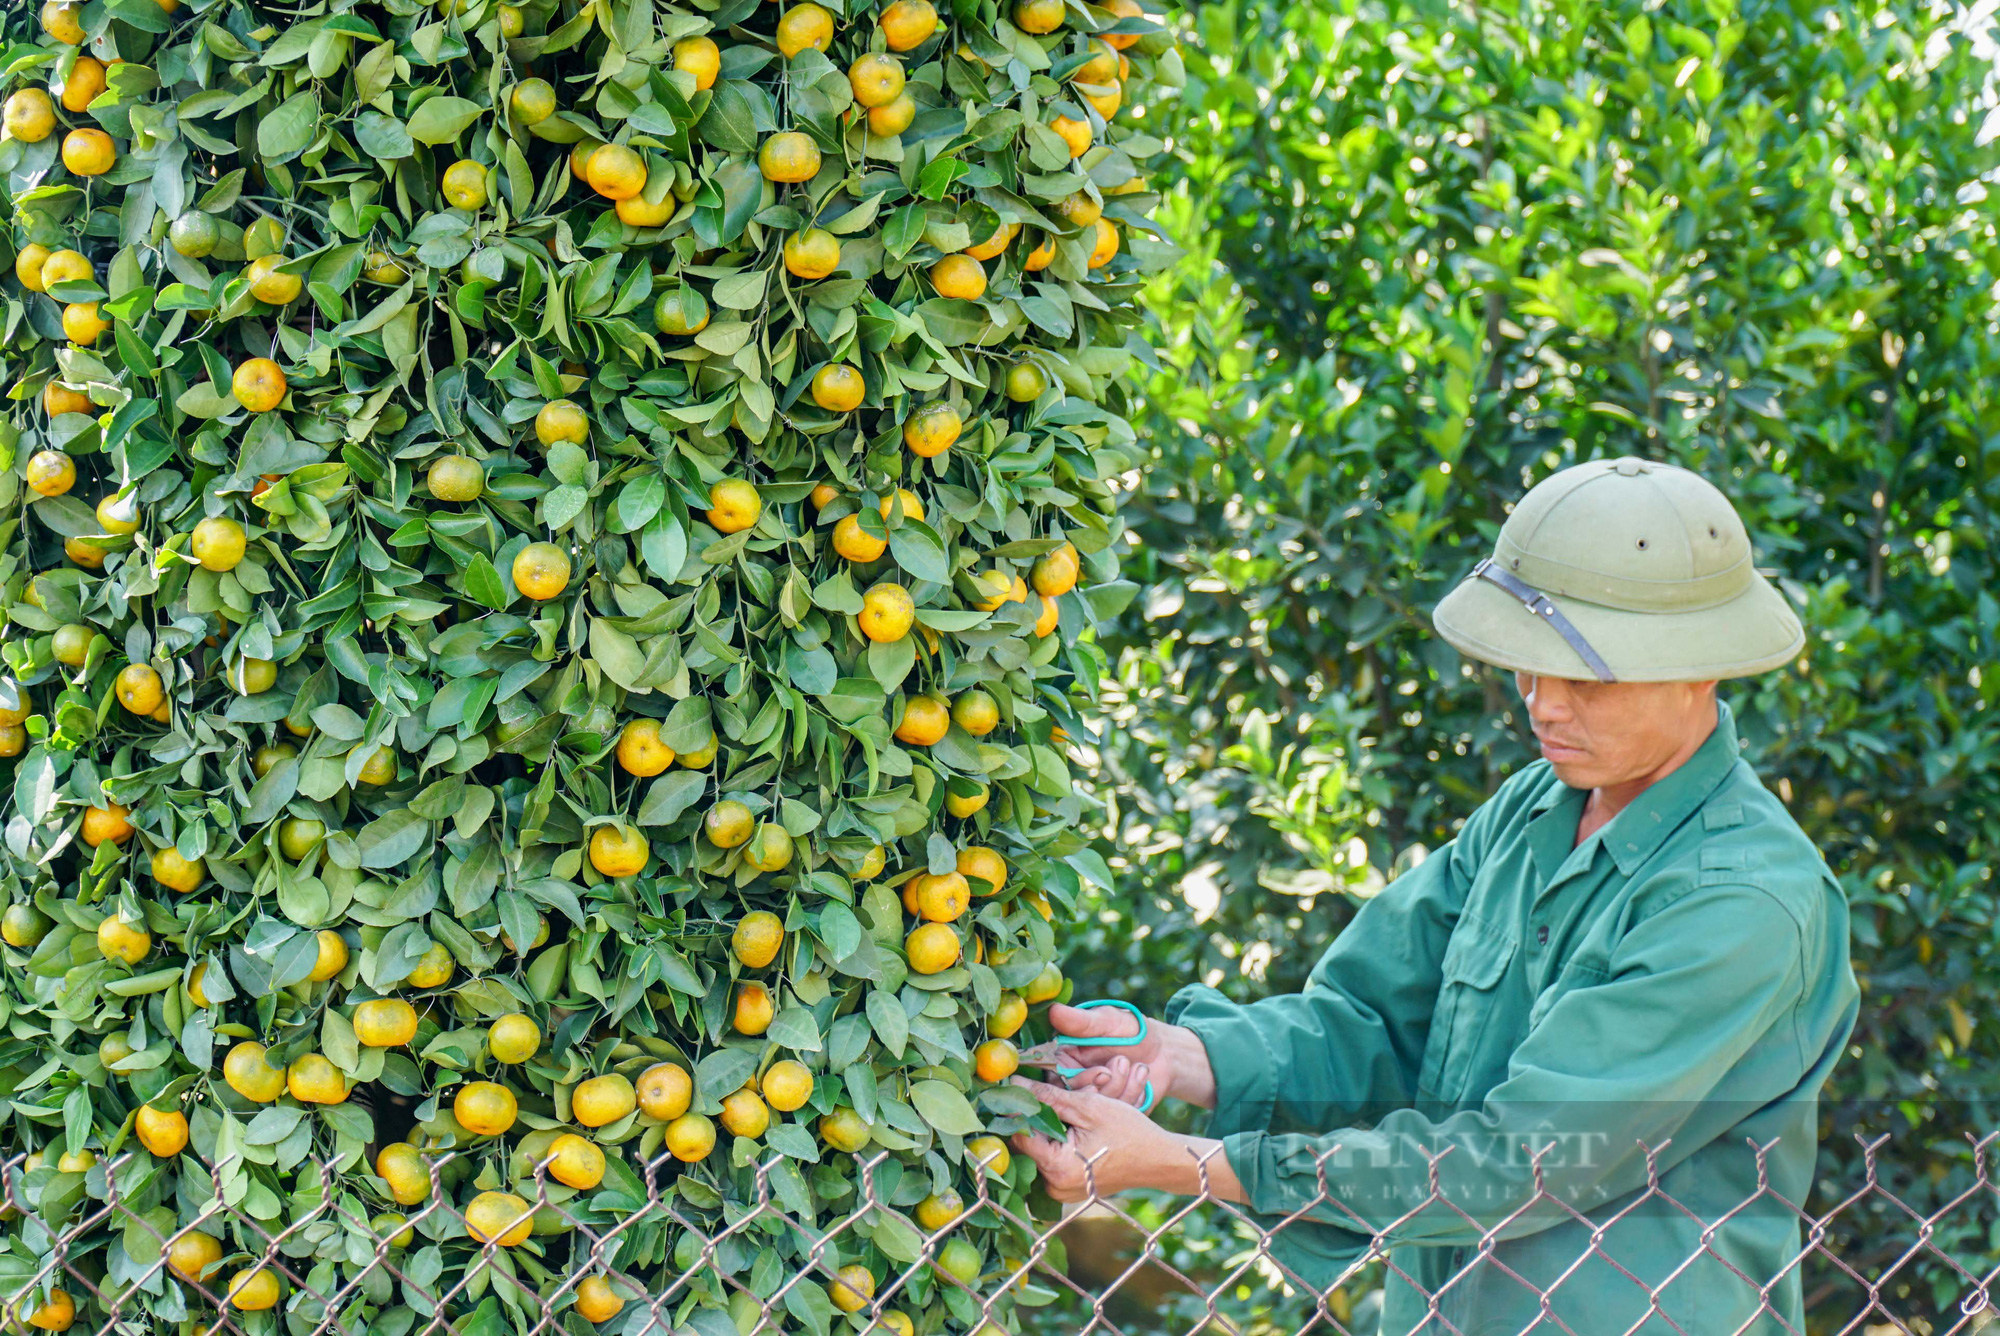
[96,491,140,534]
[307,930,349,982]
[1074,37,1120,84]
[245,254,303,304]
[967,1133,1012,1176]
[353,997,420,1049]
[776,2,836,56]
[488,1012,541,1063]
[95,915,148,964]
[546,1133,605,1188]
[81,803,134,847]
[944,781,990,818]
[952,689,1000,736]
[61,127,115,176]
[637,1063,693,1121]
[536,397,589,445]
[1051,114,1092,157]
[828,1265,875,1314]
[39,248,92,287]
[880,0,939,49]
[62,302,107,346]
[442,158,489,209]
[745,822,794,873]
[287,1053,349,1104]
[454,1080,519,1137]
[227,357,287,413]
[720,1087,770,1138]
[895,695,950,746]
[916,1189,964,1231]
[931,254,987,300]
[705,800,755,847]
[810,482,840,510]
[958,845,1008,894]
[586,143,647,200]
[575,1276,624,1324]
[732,910,784,968]
[222,1042,287,1103]
[1014,0,1064,31]
[832,514,888,562]
[190,515,247,571]
[1055,190,1104,228]
[14,241,51,291]
[784,227,842,279]
[868,92,917,137]
[166,1232,223,1283]
[734,982,775,1035]
[812,363,866,411]
[1089,217,1121,268]
[513,542,571,600]
[761,1059,814,1112]
[906,922,961,973]
[1035,593,1061,636]
[1097,0,1144,47]
[1084,80,1122,119]
[589,823,649,877]
[819,1106,871,1152]
[4,91,54,144]
[149,845,204,893]
[673,36,721,89]
[759,131,822,183]
[616,718,675,775]
[572,1072,637,1127]
[904,402,962,457]
[665,1111,717,1161]
[387,1148,448,1203]
[974,1038,1019,1083]
[356,745,399,787]
[849,53,905,107]
[855,844,887,879]
[25,451,75,497]
[616,192,673,227]
[464,1191,533,1247]
[428,454,484,501]
[1032,541,1081,595]
[859,581,915,642]
[966,221,1019,260]
[707,478,763,533]
[134,1104,189,1157]
[914,871,970,922]
[227,1267,281,1312]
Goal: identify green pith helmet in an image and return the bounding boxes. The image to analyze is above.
[1431,457,1805,682]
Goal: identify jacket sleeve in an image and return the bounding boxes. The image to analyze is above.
[1161,815,1481,1140]
[1214,879,1816,1251]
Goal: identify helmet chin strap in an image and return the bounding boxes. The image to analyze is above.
[1470,558,1618,684]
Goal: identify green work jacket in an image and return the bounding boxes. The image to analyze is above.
[1165,701,1860,1335]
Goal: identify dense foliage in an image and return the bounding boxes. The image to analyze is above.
[1078,0,2000,1318]
[0,0,1181,1330]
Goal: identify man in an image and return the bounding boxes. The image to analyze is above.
[1011,458,1861,1335]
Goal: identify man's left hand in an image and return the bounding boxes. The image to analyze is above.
[1006,1077,1241,1203]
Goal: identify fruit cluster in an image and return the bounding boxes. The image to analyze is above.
[0,0,1174,1330]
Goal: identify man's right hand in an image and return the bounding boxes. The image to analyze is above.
[1040,1003,1217,1110]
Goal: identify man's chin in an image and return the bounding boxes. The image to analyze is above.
[1541,749,1596,787]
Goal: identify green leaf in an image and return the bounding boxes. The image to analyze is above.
[356,809,429,869]
[257,91,320,163]
[463,553,508,609]
[637,771,706,826]
[407,96,485,145]
[888,520,950,584]
[909,1079,984,1135]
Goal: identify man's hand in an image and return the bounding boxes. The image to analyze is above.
[1038,1003,1217,1109]
[1006,1077,1242,1202]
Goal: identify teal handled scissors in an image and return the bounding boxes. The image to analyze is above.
[1016,999,1156,1114]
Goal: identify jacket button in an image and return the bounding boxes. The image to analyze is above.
[1536,924,1550,946]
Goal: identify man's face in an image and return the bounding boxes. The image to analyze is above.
[1513,674,1720,791]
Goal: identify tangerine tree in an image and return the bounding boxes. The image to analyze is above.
[0,0,1179,1329]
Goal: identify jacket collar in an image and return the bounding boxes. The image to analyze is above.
[1526,698,1743,876]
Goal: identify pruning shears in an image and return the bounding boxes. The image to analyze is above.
[1015,998,1156,1114]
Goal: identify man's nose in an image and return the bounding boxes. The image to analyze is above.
[1521,675,1574,719]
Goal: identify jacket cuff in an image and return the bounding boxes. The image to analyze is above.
[1164,981,1276,1140]
[1220,1129,1381,1283]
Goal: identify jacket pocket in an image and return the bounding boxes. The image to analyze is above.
[1418,917,1518,1106]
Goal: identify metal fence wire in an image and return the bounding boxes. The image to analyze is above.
[2,1130,1995,1336]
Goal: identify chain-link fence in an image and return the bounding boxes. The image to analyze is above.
[3,1130,1995,1336]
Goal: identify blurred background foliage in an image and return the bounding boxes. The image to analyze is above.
[1057,0,2000,1323]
